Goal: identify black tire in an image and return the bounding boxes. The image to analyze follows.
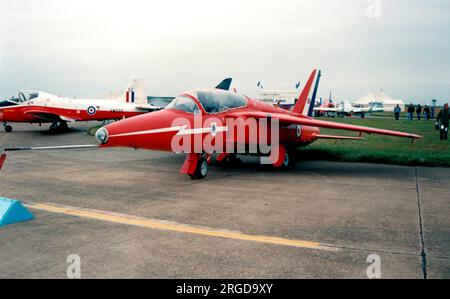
[190,157,208,180]
[58,121,69,131]
[49,123,59,133]
[281,150,296,170]
[5,125,12,133]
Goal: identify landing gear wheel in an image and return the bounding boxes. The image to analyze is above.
[49,122,59,133]
[281,150,296,170]
[190,157,208,180]
[4,125,12,133]
[58,121,69,131]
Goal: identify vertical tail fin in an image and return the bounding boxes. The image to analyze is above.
[307,70,321,117]
[122,78,147,105]
[292,69,317,115]
[215,78,232,91]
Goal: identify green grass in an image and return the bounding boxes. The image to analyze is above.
[299,117,450,167]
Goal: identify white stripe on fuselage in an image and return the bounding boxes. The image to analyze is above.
[109,125,228,138]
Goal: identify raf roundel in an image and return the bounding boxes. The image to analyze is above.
[211,122,217,137]
[87,106,97,115]
[296,125,302,139]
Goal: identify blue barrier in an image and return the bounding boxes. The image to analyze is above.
[0,197,34,227]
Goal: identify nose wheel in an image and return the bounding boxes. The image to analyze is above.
[181,153,210,180]
[3,123,12,133]
[190,157,209,180]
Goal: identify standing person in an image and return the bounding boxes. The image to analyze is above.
[394,104,402,120]
[416,104,422,120]
[436,103,450,140]
[407,103,415,120]
[424,105,431,120]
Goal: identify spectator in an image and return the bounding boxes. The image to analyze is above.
[424,105,431,120]
[407,103,415,120]
[416,104,423,120]
[394,104,401,120]
[436,103,450,140]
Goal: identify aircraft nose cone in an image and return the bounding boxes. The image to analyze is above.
[95,127,109,144]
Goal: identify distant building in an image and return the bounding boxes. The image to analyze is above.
[258,89,300,109]
[352,90,404,112]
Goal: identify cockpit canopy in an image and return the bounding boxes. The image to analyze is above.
[0,91,40,107]
[8,91,40,103]
[166,90,247,114]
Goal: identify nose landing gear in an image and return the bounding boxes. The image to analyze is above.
[181,153,210,180]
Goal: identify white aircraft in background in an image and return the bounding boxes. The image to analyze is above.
[314,100,383,117]
[0,79,162,132]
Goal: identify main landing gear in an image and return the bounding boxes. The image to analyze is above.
[281,149,296,170]
[49,121,69,133]
[180,153,211,180]
[3,122,12,133]
[270,144,296,171]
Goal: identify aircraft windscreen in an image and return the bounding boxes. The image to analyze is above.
[166,95,200,113]
[196,91,247,114]
[9,91,39,103]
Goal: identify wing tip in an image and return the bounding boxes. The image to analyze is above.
[0,153,7,171]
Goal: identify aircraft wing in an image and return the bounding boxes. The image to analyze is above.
[227,110,422,139]
[315,135,364,140]
[24,110,79,122]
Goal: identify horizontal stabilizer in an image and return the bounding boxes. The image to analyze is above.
[135,104,163,111]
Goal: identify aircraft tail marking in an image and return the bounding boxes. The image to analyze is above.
[292,69,317,115]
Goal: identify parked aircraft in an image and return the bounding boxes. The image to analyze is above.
[314,100,383,117]
[0,80,158,132]
[0,70,421,179]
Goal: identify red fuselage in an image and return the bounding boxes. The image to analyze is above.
[99,90,320,154]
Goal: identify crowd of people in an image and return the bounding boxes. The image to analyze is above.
[394,103,450,140]
[404,103,433,121]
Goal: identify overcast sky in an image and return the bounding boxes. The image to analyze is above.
[0,0,449,104]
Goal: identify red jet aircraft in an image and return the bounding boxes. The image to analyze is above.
[1,70,421,179]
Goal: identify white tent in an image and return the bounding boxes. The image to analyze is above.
[352,90,404,112]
